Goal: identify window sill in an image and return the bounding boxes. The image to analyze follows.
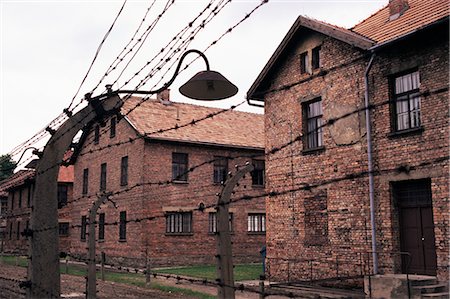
[119,239,127,243]
[98,239,105,243]
[247,231,266,235]
[252,185,265,189]
[165,232,194,236]
[59,235,69,238]
[302,146,325,155]
[388,126,424,138]
[172,180,188,184]
[208,232,234,236]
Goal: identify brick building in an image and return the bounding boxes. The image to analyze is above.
[69,93,266,267]
[247,0,448,284]
[0,162,74,254]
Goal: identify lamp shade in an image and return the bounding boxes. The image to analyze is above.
[179,70,238,100]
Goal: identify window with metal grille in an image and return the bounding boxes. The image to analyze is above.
[213,156,228,184]
[392,70,421,131]
[247,213,266,233]
[110,117,116,138]
[100,163,107,191]
[208,212,233,233]
[166,212,192,234]
[57,184,68,208]
[94,125,100,144]
[119,211,126,241]
[98,213,105,241]
[303,98,323,149]
[81,216,87,241]
[172,153,188,182]
[59,222,69,237]
[300,52,309,74]
[82,168,89,195]
[312,46,321,70]
[251,160,265,186]
[120,156,128,186]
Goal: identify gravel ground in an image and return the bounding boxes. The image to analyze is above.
[0,263,197,299]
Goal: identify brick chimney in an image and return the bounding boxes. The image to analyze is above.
[389,0,409,21]
[157,89,171,105]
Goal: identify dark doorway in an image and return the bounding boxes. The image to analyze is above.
[393,179,437,275]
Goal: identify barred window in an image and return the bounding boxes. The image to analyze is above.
[166,212,192,234]
[172,153,188,182]
[208,212,233,233]
[248,213,266,233]
[213,156,228,184]
[392,71,421,131]
[119,211,126,241]
[303,98,323,149]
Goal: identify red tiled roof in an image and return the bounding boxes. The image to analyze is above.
[352,0,449,43]
[0,170,35,192]
[122,97,264,150]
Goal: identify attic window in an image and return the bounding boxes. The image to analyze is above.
[312,46,321,70]
[300,52,309,74]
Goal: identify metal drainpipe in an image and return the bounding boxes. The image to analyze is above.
[364,53,378,274]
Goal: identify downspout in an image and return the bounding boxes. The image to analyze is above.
[364,53,378,274]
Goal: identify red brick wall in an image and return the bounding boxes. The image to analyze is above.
[263,26,448,283]
[70,113,266,267]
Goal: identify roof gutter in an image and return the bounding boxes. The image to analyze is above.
[364,52,378,275]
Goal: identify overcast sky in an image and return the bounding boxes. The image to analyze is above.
[1,0,387,159]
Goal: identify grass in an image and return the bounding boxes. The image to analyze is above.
[155,263,263,281]
[0,255,214,298]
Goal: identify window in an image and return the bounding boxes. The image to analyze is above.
[120,156,128,186]
[59,222,69,237]
[166,212,192,234]
[16,221,20,240]
[208,212,233,233]
[172,153,188,182]
[99,213,105,241]
[94,125,100,144]
[300,52,309,74]
[57,184,68,208]
[9,222,12,240]
[110,117,116,138]
[303,99,323,149]
[312,46,321,70]
[27,185,33,207]
[100,163,107,191]
[213,156,228,184]
[392,70,421,131]
[251,160,265,186]
[18,189,22,208]
[0,197,7,214]
[248,213,266,233]
[80,216,87,241]
[82,168,89,195]
[119,211,126,241]
[304,191,328,245]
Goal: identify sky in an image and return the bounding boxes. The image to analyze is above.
[0,0,388,162]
